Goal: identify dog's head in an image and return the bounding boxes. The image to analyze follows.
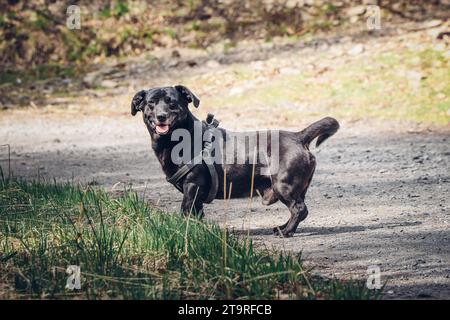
[131,85,199,136]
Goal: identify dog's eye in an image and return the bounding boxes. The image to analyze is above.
[169,103,178,110]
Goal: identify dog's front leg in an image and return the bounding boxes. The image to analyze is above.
[180,182,205,218]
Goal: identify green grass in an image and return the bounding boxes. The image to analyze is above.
[0,176,381,299]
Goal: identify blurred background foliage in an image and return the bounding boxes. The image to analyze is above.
[1,0,448,71]
[0,1,448,124]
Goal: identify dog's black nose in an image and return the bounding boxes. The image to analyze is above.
[156,114,167,122]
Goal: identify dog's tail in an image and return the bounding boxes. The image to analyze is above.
[299,117,340,148]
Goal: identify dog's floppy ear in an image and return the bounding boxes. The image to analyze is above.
[175,85,200,108]
[131,90,146,116]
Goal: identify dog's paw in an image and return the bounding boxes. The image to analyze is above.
[282,231,294,238]
[273,227,294,238]
[273,227,295,238]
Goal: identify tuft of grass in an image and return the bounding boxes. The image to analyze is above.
[0,178,381,299]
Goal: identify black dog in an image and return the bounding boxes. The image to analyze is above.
[131,85,339,237]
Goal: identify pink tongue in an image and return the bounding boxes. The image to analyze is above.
[156,124,169,134]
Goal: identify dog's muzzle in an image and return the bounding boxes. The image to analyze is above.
[155,123,170,134]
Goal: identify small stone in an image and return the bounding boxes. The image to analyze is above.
[348,44,364,56]
[171,50,181,58]
[187,60,197,67]
[346,5,366,17]
[82,71,101,87]
[421,19,442,29]
[166,60,179,68]
[413,259,426,267]
[279,67,298,75]
[250,60,265,71]
[205,60,220,68]
[100,80,118,88]
[349,15,359,24]
[229,87,244,96]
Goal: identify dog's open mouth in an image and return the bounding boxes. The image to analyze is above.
[155,123,170,134]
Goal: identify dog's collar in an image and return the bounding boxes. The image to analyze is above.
[166,113,219,204]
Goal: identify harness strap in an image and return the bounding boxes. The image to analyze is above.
[166,154,202,192]
[166,113,220,204]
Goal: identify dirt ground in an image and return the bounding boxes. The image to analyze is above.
[1,22,449,299]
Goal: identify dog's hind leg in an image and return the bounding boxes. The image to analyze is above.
[274,199,308,237]
[273,166,315,236]
[272,173,312,237]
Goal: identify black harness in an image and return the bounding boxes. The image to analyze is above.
[166,113,220,203]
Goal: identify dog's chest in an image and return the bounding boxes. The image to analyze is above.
[151,145,179,178]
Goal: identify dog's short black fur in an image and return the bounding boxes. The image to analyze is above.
[131,85,339,237]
